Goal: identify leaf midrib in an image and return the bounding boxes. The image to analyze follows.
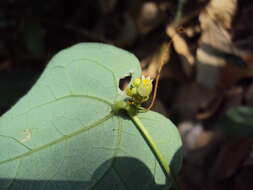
[0,113,114,166]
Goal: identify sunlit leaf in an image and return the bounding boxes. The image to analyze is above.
[0,43,182,190]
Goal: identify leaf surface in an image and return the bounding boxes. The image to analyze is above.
[0,43,182,190]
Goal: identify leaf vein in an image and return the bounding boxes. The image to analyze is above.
[0,113,114,166]
[0,135,32,151]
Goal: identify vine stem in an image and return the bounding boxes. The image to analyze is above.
[128,113,179,190]
[147,42,171,110]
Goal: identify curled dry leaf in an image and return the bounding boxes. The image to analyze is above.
[166,26,195,65]
[141,42,170,79]
[202,0,237,29]
[196,0,237,89]
[166,25,195,77]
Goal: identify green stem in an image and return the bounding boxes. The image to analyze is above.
[128,114,179,190]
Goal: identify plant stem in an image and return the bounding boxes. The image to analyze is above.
[128,114,179,190]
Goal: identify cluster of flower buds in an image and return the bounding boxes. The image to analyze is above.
[126,76,153,104]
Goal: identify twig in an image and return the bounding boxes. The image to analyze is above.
[147,42,171,110]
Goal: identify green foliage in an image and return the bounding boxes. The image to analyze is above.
[0,43,182,189]
[217,106,253,136]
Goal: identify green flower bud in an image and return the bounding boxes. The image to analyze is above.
[125,76,153,104]
[138,77,153,97]
[132,78,141,87]
[126,87,137,97]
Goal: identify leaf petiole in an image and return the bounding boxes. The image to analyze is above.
[128,113,179,190]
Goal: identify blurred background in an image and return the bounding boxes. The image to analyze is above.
[1,0,253,189]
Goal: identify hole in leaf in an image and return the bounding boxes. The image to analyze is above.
[119,75,131,91]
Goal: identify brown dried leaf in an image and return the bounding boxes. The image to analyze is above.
[196,0,237,89]
[166,26,195,65]
[141,42,170,79]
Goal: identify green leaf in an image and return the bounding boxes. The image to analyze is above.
[0,43,182,190]
[217,106,253,137]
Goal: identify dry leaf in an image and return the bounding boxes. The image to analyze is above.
[196,0,237,89]
[141,42,170,79]
[166,26,195,65]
